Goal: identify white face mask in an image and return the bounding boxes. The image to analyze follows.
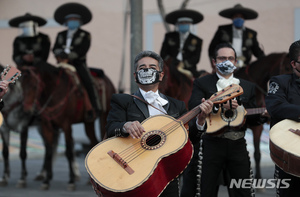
[216,60,237,75]
[135,68,161,85]
[19,21,39,37]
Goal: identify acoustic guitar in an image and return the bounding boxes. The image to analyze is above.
[269,119,300,177]
[85,84,243,197]
[206,106,266,135]
[0,65,22,126]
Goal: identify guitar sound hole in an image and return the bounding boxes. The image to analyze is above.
[224,110,234,118]
[146,134,161,146]
[221,108,237,122]
[141,130,166,150]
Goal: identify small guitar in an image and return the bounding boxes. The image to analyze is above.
[206,106,266,134]
[269,119,300,177]
[0,64,22,85]
[85,84,243,197]
[0,65,22,126]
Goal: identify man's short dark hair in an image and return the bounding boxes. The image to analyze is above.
[289,40,300,62]
[213,43,237,60]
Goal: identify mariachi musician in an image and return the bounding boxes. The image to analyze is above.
[266,40,300,197]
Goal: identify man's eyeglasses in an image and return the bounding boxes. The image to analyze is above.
[216,56,236,62]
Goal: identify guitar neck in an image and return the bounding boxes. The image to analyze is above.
[178,106,201,125]
[246,107,266,115]
[178,84,244,125]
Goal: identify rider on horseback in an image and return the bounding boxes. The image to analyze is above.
[160,9,204,79]
[208,4,265,72]
[53,2,101,119]
[9,13,51,68]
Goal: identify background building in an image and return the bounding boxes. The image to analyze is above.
[0,0,299,93]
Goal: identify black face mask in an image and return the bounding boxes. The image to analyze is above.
[135,68,161,85]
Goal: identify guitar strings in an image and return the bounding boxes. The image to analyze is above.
[117,120,183,163]
[119,120,181,159]
[125,121,182,163]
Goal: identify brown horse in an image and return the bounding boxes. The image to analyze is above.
[159,58,194,107]
[159,53,292,179]
[19,62,115,190]
[89,68,116,140]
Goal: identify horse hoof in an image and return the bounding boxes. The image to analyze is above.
[34,174,45,181]
[67,183,76,191]
[0,178,8,187]
[40,183,50,190]
[16,180,27,188]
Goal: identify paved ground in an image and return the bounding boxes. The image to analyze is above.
[0,123,277,197]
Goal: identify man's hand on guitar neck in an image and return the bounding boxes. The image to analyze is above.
[196,98,213,126]
[0,80,9,100]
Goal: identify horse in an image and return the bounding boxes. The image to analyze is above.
[159,52,292,180]
[89,67,116,140]
[0,79,81,188]
[159,58,194,107]
[19,62,115,190]
[0,79,34,187]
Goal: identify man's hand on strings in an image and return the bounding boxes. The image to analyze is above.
[123,121,145,139]
[222,99,239,109]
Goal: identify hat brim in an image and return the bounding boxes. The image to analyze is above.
[54,3,92,25]
[219,7,258,20]
[9,13,47,27]
[165,9,203,25]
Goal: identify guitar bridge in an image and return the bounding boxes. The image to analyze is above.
[107,150,134,175]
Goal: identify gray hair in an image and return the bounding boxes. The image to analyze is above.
[134,50,164,71]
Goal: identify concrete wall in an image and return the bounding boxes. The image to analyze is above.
[0,0,299,93]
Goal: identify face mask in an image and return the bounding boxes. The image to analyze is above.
[233,17,244,28]
[216,60,237,75]
[19,21,38,37]
[67,20,80,30]
[178,24,190,33]
[135,68,161,85]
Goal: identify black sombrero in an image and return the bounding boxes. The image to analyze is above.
[9,13,47,27]
[54,2,92,25]
[219,4,258,20]
[165,9,203,25]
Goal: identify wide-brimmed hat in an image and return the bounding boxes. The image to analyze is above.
[219,4,258,20]
[54,2,92,25]
[9,13,47,27]
[165,9,203,25]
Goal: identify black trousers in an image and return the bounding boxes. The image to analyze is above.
[200,135,253,197]
[275,165,300,197]
[73,61,101,111]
